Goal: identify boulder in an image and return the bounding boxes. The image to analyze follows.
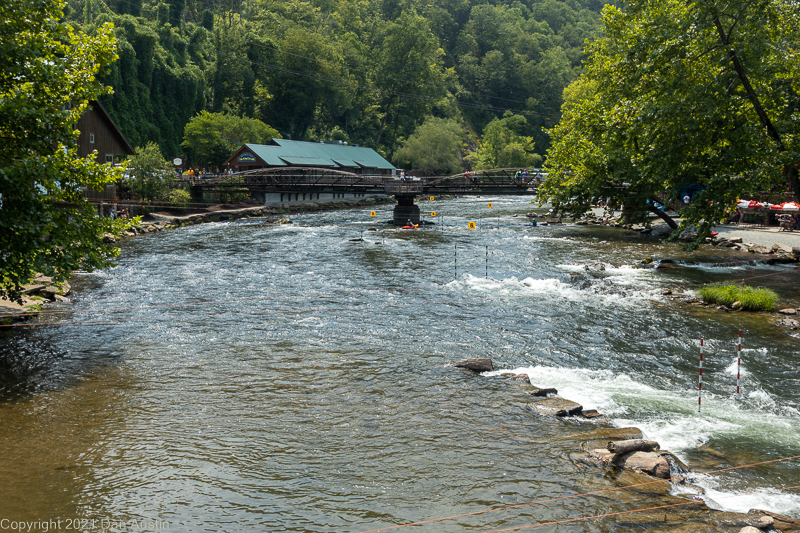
[506,373,530,383]
[102,232,116,243]
[623,451,671,479]
[776,318,800,328]
[582,409,602,419]
[21,284,45,295]
[772,243,793,254]
[580,427,645,441]
[531,398,583,417]
[453,358,493,372]
[748,509,800,532]
[529,387,558,397]
[54,294,69,303]
[607,439,660,454]
[715,513,774,529]
[38,286,61,300]
[778,308,798,315]
[750,244,772,254]
[738,527,762,533]
[729,237,743,243]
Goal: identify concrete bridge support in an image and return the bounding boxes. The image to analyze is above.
[393,195,420,225]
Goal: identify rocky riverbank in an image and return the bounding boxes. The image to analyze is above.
[453,357,800,533]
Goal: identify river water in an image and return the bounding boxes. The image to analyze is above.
[1,196,799,532]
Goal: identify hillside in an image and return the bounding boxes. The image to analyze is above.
[66,0,610,166]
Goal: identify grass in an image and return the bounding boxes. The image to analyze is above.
[697,284,779,311]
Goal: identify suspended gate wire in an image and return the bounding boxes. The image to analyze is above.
[356,455,800,533]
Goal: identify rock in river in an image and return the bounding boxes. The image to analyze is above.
[531,398,582,417]
[453,358,493,372]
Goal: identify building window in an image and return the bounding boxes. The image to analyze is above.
[105,154,114,164]
[89,133,95,144]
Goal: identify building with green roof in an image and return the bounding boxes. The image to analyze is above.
[224,139,395,176]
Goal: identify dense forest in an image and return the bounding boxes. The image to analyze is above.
[64,0,610,168]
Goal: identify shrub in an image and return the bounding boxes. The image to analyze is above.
[163,188,192,207]
[697,284,779,311]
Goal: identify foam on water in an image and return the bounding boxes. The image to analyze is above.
[445,274,658,306]
[701,482,800,516]
[485,364,800,515]
[558,263,659,288]
[682,262,798,274]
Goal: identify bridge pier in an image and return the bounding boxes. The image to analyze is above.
[393,194,420,225]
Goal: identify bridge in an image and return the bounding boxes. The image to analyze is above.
[190,167,542,225]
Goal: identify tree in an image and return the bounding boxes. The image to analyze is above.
[126,142,172,200]
[181,111,280,168]
[468,112,542,170]
[541,0,800,245]
[393,117,465,175]
[0,0,126,303]
[373,11,446,146]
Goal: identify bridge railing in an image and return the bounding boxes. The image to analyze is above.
[385,180,424,194]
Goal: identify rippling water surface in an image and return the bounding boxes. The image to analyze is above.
[2,196,799,532]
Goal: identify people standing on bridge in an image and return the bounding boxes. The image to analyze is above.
[465,170,470,181]
[515,170,522,182]
[523,170,529,181]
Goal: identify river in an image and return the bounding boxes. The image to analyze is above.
[1,196,799,532]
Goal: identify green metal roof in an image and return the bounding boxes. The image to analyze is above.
[240,139,394,169]
[279,156,335,167]
[332,158,357,168]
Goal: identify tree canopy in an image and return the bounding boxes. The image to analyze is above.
[469,112,542,170]
[181,111,279,169]
[61,0,608,166]
[0,0,128,302]
[126,141,172,199]
[540,0,800,243]
[392,117,465,175]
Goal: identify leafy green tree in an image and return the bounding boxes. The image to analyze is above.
[181,111,280,168]
[373,11,446,146]
[468,112,541,170]
[126,142,172,200]
[259,26,350,139]
[0,0,125,302]
[201,9,213,30]
[393,117,465,175]
[541,0,800,245]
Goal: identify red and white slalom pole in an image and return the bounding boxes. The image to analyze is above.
[736,329,742,400]
[699,338,704,413]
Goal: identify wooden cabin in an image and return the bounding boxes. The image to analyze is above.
[76,100,136,165]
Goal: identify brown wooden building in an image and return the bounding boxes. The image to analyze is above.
[76,100,136,165]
